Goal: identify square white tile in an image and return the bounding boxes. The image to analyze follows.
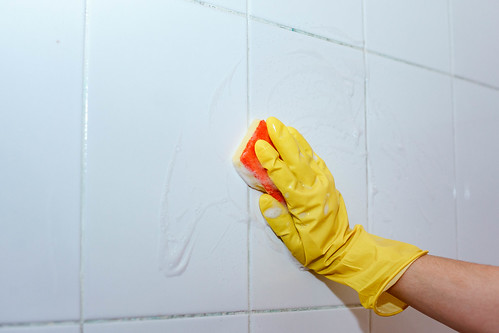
[452,1,499,87]
[84,0,248,319]
[0,326,80,333]
[366,54,456,258]
[0,0,83,324]
[251,308,369,333]
[249,21,366,309]
[365,0,451,72]
[249,0,364,47]
[454,79,499,265]
[84,315,248,333]
[372,307,457,333]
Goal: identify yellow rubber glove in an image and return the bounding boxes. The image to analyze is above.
[255,117,428,316]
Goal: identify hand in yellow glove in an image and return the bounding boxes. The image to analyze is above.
[255,117,427,316]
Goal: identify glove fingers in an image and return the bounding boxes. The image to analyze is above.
[266,117,316,187]
[287,126,313,160]
[259,194,305,263]
[255,139,297,192]
[287,125,335,185]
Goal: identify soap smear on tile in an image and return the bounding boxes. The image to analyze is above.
[158,137,196,277]
[158,138,228,277]
[158,62,247,278]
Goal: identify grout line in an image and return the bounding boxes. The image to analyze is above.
[453,74,499,91]
[450,82,459,260]
[181,0,246,17]
[0,305,365,328]
[250,304,365,315]
[246,0,252,331]
[83,311,248,325]
[249,15,363,52]
[0,321,80,329]
[448,0,456,80]
[448,0,459,260]
[245,3,251,128]
[361,0,371,236]
[79,0,91,331]
[82,305,366,326]
[364,49,451,77]
[366,49,499,92]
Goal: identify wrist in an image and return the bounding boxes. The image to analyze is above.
[319,225,428,316]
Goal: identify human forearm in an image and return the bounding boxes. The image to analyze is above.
[389,255,499,333]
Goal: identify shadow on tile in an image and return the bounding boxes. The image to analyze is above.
[313,273,369,333]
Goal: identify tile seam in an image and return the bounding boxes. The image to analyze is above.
[83,311,248,325]
[448,0,459,260]
[361,0,371,238]
[0,321,80,329]
[246,1,252,332]
[0,306,365,327]
[250,304,364,314]
[81,305,365,325]
[249,15,363,51]
[367,49,499,91]
[453,75,499,91]
[181,0,246,17]
[79,0,90,331]
[362,0,372,327]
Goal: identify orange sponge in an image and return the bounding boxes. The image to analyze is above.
[233,120,286,206]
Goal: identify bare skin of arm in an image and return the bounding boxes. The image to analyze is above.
[388,255,499,333]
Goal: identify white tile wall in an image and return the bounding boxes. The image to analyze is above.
[366,54,456,259]
[365,0,451,72]
[0,0,83,324]
[83,0,248,319]
[454,79,499,266]
[84,315,248,333]
[2,0,499,332]
[452,1,499,87]
[252,308,369,333]
[249,21,365,310]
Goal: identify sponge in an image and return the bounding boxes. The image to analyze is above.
[233,120,286,206]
